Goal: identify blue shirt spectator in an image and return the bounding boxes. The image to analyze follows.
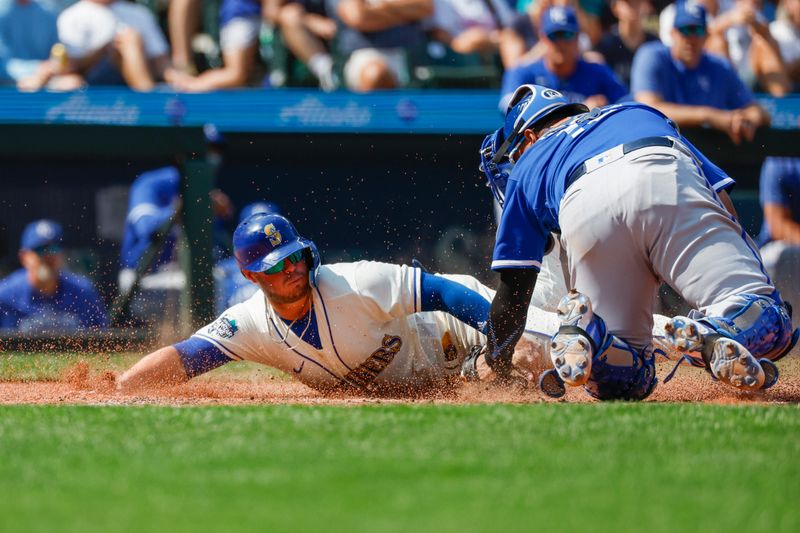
[758,157,800,247]
[632,1,770,144]
[757,156,800,321]
[630,41,753,110]
[0,0,58,83]
[499,6,627,110]
[0,219,108,332]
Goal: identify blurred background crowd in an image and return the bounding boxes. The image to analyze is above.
[0,0,797,96]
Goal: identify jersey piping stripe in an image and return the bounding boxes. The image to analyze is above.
[267,316,344,381]
[315,286,353,371]
[712,177,735,192]
[194,333,245,361]
[413,266,421,314]
[689,155,773,284]
[491,259,542,269]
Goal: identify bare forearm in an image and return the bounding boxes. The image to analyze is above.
[741,103,770,128]
[338,0,431,32]
[117,346,189,392]
[766,206,800,244]
[636,96,715,128]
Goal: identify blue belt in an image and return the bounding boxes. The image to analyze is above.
[566,136,676,187]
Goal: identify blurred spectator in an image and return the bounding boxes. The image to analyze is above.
[277,0,338,90]
[708,0,789,95]
[659,0,727,47]
[660,0,789,95]
[757,157,800,323]
[593,0,659,87]
[0,219,108,332]
[427,0,515,56]
[0,0,57,86]
[770,0,800,89]
[631,1,770,144]
[167,0,264,91]
[168,0,202,74]
[333,0,433,91]
[214,201,282,315]
[20,0,171,91]
[499,6,627,110]
[501,0,600,68]
[119,125,233,322]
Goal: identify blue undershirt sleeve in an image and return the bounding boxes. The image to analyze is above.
[173,336,233,378]
[420,272,490,333]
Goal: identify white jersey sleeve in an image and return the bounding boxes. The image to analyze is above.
[190,300,261,362]
[350,261,422,322]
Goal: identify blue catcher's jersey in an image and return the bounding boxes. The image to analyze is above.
[492,102,735,271]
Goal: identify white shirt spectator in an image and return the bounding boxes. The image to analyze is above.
[57,0,168,59]
[769,18,800,64]
[429,0,514,35]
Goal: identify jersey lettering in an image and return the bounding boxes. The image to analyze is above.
[340,335,403,389]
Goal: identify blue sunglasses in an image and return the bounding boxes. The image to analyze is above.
[264,250,305,275]
[548,30,577,41]
[678,25,707,37]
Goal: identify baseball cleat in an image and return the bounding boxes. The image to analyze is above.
[708,338,767,391]
[665,316,777,391]
[548,290,600,387]
[538,368,566,398]
[663,316,703,352]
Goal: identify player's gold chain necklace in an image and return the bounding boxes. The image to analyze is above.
[267,295,314,350]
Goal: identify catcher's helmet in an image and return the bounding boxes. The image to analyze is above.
[233,213,321,283]
[498,84,588,163]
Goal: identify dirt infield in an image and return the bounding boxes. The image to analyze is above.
[1,357,799,406]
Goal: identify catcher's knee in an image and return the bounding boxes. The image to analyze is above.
[583,340,657,401]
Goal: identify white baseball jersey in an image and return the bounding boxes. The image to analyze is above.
[189,261,560,392]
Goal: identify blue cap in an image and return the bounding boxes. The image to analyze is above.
[203,123,226,145]
[239,201,282,224]
[20,219,63,251]
[541,6,579,37]
[674,1,707,29]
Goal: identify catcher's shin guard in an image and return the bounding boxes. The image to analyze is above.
[664,316,779,391]
[548,290,609,387]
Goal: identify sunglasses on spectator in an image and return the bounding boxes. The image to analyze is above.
[32,243,61,256]
[264,250,305,275]
[547,30,577,41]
[678,25,707,37]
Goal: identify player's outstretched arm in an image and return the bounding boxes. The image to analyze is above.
[487,268,538,379]
[117,346,189,392]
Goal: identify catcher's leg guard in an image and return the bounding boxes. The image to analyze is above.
[549,290,609,387]
[546,290,658,400]
[693,294,797,362]
[664,316,779,390]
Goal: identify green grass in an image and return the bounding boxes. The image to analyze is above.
[0,404,798,533]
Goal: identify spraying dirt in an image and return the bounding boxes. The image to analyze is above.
[1,357,798,406]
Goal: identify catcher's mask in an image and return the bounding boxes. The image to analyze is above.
[233,213,321,286]
[479,127,514,207]
[498,84,588,163]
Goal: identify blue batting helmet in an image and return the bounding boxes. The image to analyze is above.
[233,213,321,283]
[479,127,514,207]
[498,84,588,163]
